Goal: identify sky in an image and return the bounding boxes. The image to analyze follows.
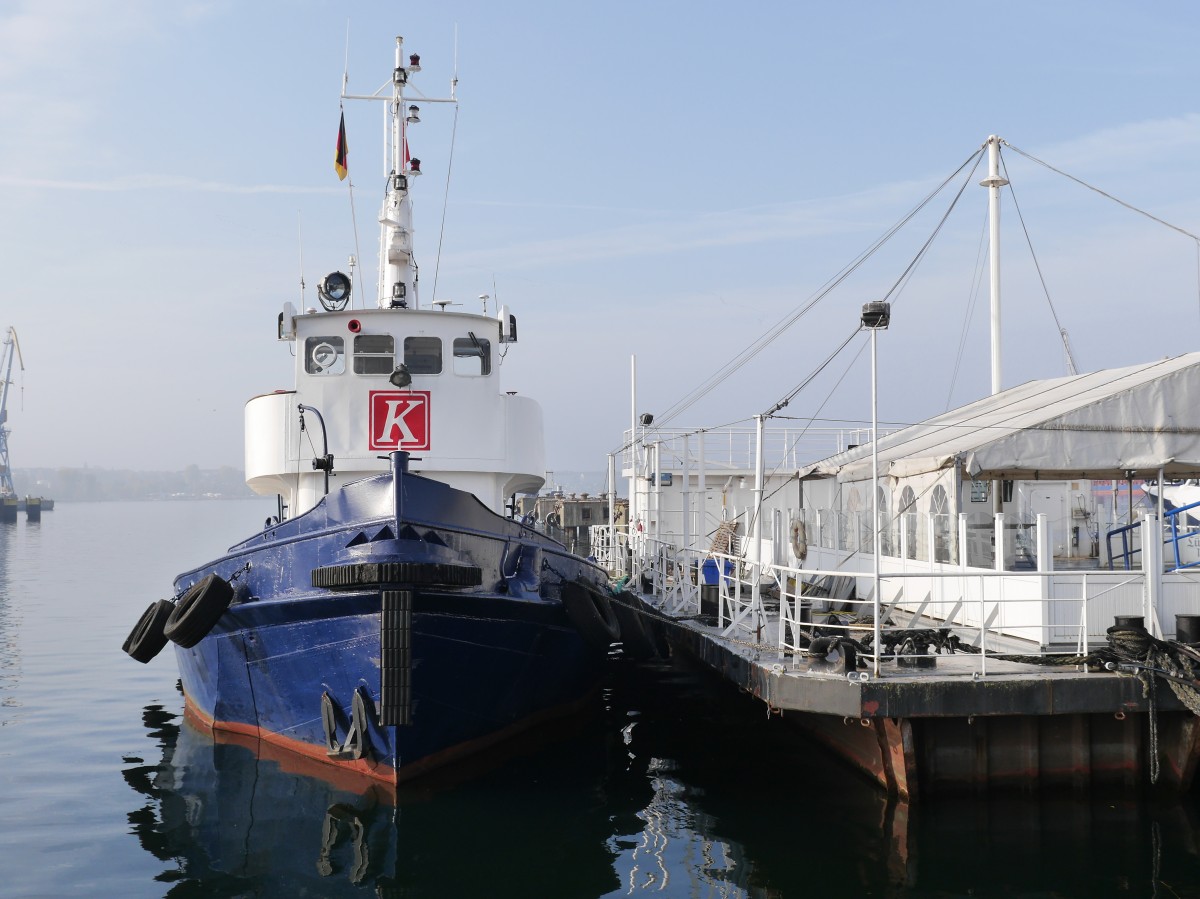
[5,1,1200,476]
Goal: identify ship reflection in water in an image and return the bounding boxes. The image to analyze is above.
[124,662,1200,898]
[123,702,621,897]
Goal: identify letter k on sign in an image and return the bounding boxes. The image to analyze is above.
[369,391,431,451]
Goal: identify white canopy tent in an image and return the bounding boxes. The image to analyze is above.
[798,353,1200,484]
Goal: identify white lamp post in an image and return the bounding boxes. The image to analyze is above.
[861,301,891,676]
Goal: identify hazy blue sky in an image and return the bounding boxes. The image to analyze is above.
[5,1,1200,474]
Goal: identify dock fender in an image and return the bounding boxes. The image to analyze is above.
[164,573,234,648]
[561,580,621,650]
[790,519,808,562]
[122,599,175,663]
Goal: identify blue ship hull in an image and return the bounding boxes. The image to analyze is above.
[172,453,609,784]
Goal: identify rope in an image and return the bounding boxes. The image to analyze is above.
[785,618,1200,725]
[346,173,363,308]
[945,203,990,411]
[621,146,988,446]
[431,102,459,304]
[1000,152,1078,373]
[1148,671,1160,784]
[1002,140,1200,243]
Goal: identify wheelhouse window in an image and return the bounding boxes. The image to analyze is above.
[403,336,442,374]
[453,334,491,376]
[353,334,394,375]
[304,336,344,375]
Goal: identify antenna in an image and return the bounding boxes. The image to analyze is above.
[478,293,489,315]
[452,24,459,98]
[298,213,306,303]
[342,20,351,96]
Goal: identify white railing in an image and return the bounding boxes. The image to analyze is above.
[595,513,1196,679]
[768,562,1151,672]
[589,523,630,577]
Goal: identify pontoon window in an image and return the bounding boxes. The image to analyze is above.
[304,336,345,375]
[930,484,952,563]
[900,485,919,560]
[403,336,442,374]
[453,334,491,376]
[353,334,395,375]
[877,485,894,557]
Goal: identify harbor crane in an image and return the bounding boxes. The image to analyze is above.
[0,327,24,497]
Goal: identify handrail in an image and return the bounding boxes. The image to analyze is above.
[1164,499,1200,570]
[766,560,1149,675]
[1107,500,1200,571]
[1106,520,1141,570]
[594,518,1194,679]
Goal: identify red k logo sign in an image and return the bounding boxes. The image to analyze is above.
[369,391,431,451]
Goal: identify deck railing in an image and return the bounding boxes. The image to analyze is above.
[590,513,1196,678]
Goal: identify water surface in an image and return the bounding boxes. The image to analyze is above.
[2,501,1199,897]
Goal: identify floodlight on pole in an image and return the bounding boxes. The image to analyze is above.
[861,301,891,676]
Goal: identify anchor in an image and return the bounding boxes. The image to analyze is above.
[320,687,373,760]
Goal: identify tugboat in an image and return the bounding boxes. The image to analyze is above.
[123,35,618,784]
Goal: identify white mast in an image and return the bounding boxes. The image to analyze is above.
[980,135,1009,395]
[630,355,639,533]
[342,35,456,311]
[381,36,416,308]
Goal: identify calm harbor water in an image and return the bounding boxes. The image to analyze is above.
[2,500,1200,897]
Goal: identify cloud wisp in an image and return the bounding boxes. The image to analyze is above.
[0,174,339,194]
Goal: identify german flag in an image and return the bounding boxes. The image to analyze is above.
[334,111,348,181]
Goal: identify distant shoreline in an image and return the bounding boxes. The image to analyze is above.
[12,467,608,503]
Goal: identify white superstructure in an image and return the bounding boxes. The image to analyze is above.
[243,37,545,519]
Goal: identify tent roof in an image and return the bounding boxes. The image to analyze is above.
[798,353,1200,483]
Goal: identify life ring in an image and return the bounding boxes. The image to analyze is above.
[164,573,234,648]
[561,580,621,650]
[790,519,808,562]
[122,599,175,663]
[310,341,339,371]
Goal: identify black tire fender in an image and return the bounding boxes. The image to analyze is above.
[122,599,175,663]
[165,573,234,648]
[561,580,621,650]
